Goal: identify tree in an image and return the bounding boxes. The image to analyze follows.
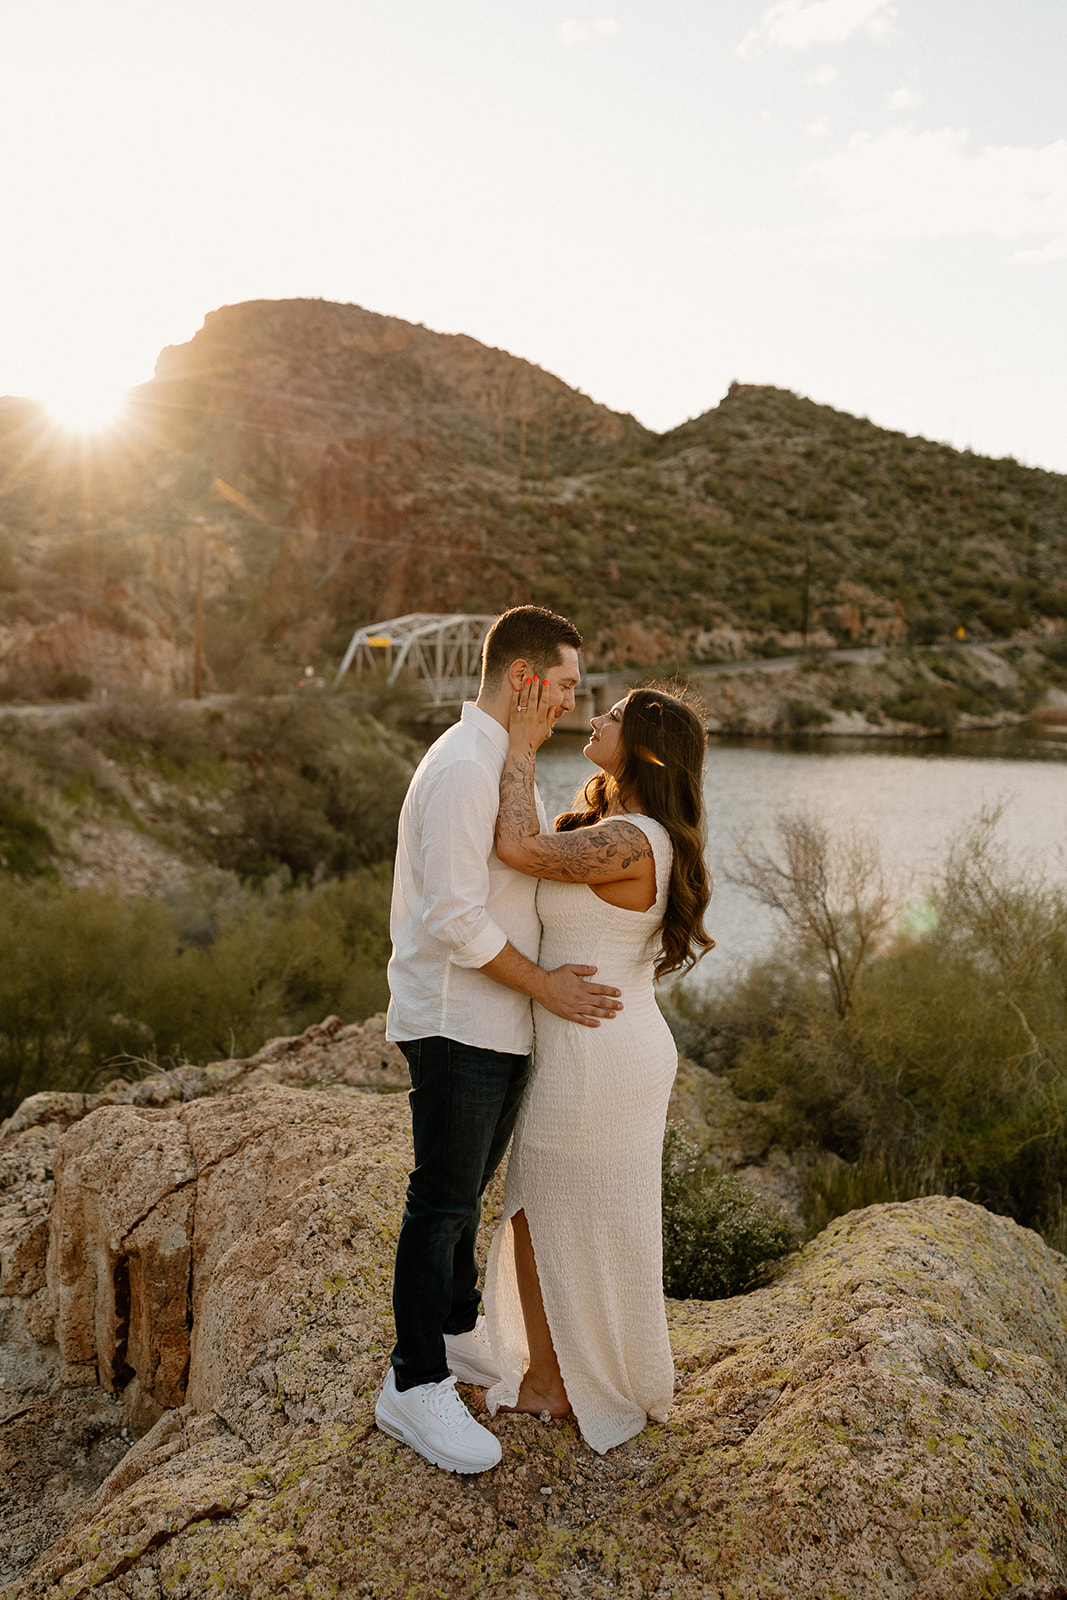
[730,812,895,1018]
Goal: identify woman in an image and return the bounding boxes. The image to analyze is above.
[481,678,714,1454]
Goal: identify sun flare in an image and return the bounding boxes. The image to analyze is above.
[41,381,129,434]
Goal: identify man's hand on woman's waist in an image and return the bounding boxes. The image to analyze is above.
[479,944,623,1028]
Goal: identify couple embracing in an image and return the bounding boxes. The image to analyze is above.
[375,606,713,1472]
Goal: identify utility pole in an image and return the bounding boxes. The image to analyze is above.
[193,518,205,699]
[801,532,812,649]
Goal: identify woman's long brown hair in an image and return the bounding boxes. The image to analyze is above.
[555,685,715,978]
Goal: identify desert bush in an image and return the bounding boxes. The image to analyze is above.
[197,700,412,882]
[70,693,416,883]
[1038,635,1067,684]
[661,1125,797,1299]
[909,606,955,644]
[689,808,1067,1247]
[783,698,832,730]
[830,685,870,714]
[200,866,392,1032]
[0,794,54,877]
[977,600,1028,637]
[0,664,93,703]
[0,866,393,1120]
[335,676,429,728]
[82,695,219,772]
[730,812,894,1019]
[802,1153,958,1236]
[0,531,19,592]
[0,721,123,808]
[0,745,65,876]
[0,883,180,1117]
[883,682,958,732]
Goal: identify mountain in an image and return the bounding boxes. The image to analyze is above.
[1,298,1065,696]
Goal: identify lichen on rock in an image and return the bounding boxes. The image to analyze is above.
[2,1021,1067,1598]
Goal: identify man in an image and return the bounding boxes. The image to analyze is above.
[374,606,622,1474]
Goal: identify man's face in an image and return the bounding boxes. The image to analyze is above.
[539,646,581,716]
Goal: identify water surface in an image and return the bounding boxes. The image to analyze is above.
[535,728,1067,988]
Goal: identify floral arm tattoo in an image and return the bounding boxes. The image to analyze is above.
[497,749,653,883]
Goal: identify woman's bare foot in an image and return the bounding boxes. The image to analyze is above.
[468,1376,571,1420]
[497,1373,571,1420]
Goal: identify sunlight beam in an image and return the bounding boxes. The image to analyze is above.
[40,381,129,434]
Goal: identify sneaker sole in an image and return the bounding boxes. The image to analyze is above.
[374,1400,501,1474]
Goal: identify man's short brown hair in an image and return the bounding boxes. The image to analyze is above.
[481,606,583,689]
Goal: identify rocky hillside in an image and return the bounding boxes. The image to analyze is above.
[2,1024,1067,1598]
[2,299,1066,698]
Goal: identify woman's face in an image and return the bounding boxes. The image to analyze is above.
[584,697,627,778]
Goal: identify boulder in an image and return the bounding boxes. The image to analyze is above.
[3,1064,1067,1598]
[0,1016,410,1587]
[43,1086,406,1438]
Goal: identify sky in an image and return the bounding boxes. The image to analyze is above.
[2,0,1065,469]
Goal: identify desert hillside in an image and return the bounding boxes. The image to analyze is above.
[2,298,1066,699]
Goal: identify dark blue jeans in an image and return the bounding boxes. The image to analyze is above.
[391,1036,531,1391]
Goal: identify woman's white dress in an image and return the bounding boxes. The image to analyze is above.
[484,813,677,1454]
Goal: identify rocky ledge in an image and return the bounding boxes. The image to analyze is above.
[2,1024,1066,1599]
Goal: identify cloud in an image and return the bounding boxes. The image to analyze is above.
[795,127,1067,256]
[887,86,920,109]
[738,0,897,56]
[559,16,618,44]
[807,63,838,86]
[1013,237,1067,264]
[806,116,832,136]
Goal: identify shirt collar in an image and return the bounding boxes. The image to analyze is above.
[461,700,509,755]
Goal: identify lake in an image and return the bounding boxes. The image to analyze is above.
[535,727,1067,990]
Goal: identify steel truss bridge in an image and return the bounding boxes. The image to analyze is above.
[333,613,497,706]
[333,612,610,714]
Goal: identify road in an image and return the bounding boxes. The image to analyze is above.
[0,637,1041,724]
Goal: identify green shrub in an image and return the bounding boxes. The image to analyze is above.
[72,693,416,884]
[51,672,93,701]
[976,600,1028,637]
[0,532,20,592]
[80,695,214,770]
[685,808,1067,1250]
[0,664,93,703]
[830,685,870,714]
[0,883,180,1117]
[803,1154,958,1237]
[661,1125,797,1299]
[199,718,411,882]
[883,682,958,732]
[783,698,832,730]
[201,866,393,1031]
[909,607,954,645]
[0,866,393,1120]
[0,794,54,877]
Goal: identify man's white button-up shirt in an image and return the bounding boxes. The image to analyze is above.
[386,702,546,1054]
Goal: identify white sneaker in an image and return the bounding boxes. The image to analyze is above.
[444,1316,501,1386]
[375,1369,502,1473]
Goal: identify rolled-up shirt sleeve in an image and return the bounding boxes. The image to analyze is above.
[417,757,509,969]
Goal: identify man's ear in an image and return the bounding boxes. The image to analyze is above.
[506,659,529,693]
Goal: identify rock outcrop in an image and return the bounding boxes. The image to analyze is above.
[2,1019,1067,1598]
